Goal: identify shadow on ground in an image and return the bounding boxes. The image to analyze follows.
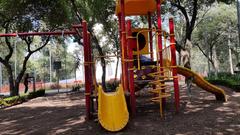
[0,85,240,135]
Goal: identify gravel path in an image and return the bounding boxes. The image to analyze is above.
[0,84,240,135]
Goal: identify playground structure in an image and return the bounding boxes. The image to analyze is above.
[91,0,227,132]
[0,0,227,132]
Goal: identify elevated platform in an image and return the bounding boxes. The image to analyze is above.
[115,0,164,16]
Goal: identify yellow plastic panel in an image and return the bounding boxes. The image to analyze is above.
[131,28,149,55]
[176,66,226,101]
[98,85,129,132]
[116,0,160,16]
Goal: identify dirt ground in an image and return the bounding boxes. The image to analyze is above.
[0,84,240,135]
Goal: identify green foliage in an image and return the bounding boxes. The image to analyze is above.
[207,72,240,91]
[0,0,73,30]
[192,3,238,73]
[28,89,45,99]
[0,89,45,107]
[72,83,83,91]
[0,95,27,107]
[31,39,76,82]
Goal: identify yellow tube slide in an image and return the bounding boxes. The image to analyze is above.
[176,66,226,101]
[98,84,129,132]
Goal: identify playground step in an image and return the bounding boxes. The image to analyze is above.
[151,93,171,102]
[134,80,152,84]
[148,79,174,85]
[153,75,178,80]
[150,92,172,118]
[148,70,170,76]
[148,86,171,94]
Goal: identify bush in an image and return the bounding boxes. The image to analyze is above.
[1,95,27,106]
[206,72,240,92]
[0,89,46,107]
[28,89,45,99]
[72,84,82,91]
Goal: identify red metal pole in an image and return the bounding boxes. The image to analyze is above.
[157,0,166,104]
[83,21,91,119]
[87,32,94,115]
[87,32,92,87]
[157,0,163,69]
[148,12,153,61]
[127,20,136,115]
[120,0,128,92]
[169,18,180,112]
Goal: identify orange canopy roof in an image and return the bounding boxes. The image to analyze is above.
[115,0,163,16]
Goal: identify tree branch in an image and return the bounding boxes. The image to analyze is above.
[190,0,198,30]
[195,43,213,64]
[31,36,50,53]
[171,1,190,41]
[4,26,14,61]
[17,35,50,83]
[70,0,83,23]
[194,7,211,29]
[171,2,190,27]
[0,57,4,63]
[177,0,181,5]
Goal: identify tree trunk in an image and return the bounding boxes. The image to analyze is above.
[180,40,192,69]
[114,56,119,83]
[101,58,106,89]
[91,34,107,89]
[212,46,219,76]
[5,64,18,96]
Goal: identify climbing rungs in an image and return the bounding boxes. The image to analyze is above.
[148,70,170,76]
[151,93,171,100]
[134,80,152,84]
[149,80,166,84]
[155,76,178,79]
[149,86,171,94]
[152,85,171,90]
[150,90,166,94]
[149,79,174,85]
[128,66,156,71]
[149,74,172,77]
[151,95,171,102]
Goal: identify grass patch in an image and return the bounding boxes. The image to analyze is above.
[0,89,46,108]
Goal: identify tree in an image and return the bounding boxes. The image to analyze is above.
[172,0,235,42]
[193,3,238,74]
[171,0,235,69]
[0,0,73,96]
[70,0,116,89]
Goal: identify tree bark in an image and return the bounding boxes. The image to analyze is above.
[212,46,219,76]
[91,33,107,89]
[6,64,18,96]
[172,0,198,70]
[114,56,119,83]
